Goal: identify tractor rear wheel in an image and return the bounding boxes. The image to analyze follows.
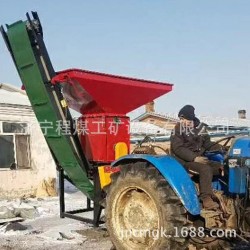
[105,162,188,250]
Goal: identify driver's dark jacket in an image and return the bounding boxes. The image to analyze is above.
[170,122,219,163]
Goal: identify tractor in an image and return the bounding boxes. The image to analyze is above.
[106,135,250,249]
[1,12,250,250]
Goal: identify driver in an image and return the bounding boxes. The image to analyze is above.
[170,105,223,210]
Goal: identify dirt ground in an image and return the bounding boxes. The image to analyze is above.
[0,192,248,250]
[0,188,201,250]
[0,189,112,250]
[0,218,112,250]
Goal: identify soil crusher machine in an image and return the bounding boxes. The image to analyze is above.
[2,12,250,250]
[0,12,172,228]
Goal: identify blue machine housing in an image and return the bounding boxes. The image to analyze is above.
[226,136,250,194]
[112,154,200,215]
[228,136,250,158]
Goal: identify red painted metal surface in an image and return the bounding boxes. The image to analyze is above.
[51,69,173,115]
[52,68,173,163]
[79,115,130,163]
[104,166,120,173]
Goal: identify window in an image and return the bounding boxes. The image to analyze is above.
[0,135,15,168]
[0,122,30,170]
[3,122,28,133]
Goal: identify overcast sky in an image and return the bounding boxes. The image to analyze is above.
[0,0,250,119]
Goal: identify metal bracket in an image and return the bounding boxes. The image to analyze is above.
[58,167,104,227]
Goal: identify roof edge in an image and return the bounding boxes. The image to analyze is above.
[132,112,179,122]
[0,83,26,95]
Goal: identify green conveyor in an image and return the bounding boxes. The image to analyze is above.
[1,15,94,199]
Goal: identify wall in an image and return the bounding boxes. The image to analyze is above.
[0,104,57,198]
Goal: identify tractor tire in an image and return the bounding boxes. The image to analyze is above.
[105,162,188,250]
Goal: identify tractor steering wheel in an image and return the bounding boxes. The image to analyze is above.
[204,135,235,154]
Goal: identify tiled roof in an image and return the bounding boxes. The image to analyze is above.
[133,111,250,129]
[130,121,171,135]
[133,112,179,122]
[200,116,250,128]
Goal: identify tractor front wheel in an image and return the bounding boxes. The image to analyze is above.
[105,162,188,250]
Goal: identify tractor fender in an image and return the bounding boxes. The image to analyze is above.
[112,154,201,215]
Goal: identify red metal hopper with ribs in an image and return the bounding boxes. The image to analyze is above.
[52,69,173,163]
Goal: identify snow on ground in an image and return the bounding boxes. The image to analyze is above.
[0,181,112,250]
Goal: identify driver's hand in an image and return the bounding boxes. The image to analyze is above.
[194,156,210,164]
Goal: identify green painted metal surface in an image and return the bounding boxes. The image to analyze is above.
[6,21,94,199]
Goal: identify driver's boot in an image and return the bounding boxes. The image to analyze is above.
[201,195,220,210]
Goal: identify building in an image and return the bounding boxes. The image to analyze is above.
[0,83,56,198]
[132,102,250,142]
[133,101,178,130]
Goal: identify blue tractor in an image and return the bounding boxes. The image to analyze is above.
[105,135,250,249]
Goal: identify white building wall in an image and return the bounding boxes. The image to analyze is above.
[0,104,57,198]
